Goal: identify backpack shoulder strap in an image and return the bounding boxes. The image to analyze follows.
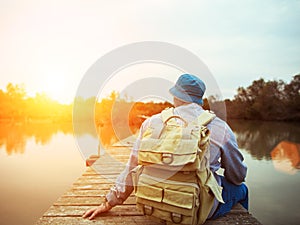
[197,110,216,126]
[161,107,175,123]
[149,108,174,139]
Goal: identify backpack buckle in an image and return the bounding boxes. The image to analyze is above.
[161,153,173,164]
[143,205,153,216]
[171,212,183,224]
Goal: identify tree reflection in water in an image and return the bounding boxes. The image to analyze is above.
[1,119,300,173]
[0,121,140,155]
[228,120,300,161]
[0,122,73,155]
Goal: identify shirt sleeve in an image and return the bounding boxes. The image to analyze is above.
[105,118,151,207]
[105,152,138,206]
[220,124,248,185]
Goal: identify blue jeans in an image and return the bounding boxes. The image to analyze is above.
[211,176,249,219]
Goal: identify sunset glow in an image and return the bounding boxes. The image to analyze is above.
[0,1,298,105]
[42,74,68,103]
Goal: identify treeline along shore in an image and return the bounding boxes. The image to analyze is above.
[0,74,299,126]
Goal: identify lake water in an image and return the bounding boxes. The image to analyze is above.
[0,120,299,225]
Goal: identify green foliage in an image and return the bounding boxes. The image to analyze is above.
[226,74,300,121]
[284,75,300,119]
[1,74,299,123]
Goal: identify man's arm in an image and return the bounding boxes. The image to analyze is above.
[220,124,247,185]
[82,152,138,220]
[82,118,150,220]
[105,152,138,206]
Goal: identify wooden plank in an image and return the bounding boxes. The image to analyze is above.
[90,159,126,165]
[93,158,129,164]
[83,170,123,175]
[38,211,261,225]
[43,205,142,217]
[62,189,136,198]
[37,207,260,225]
[74,177,115,185]
[63,189,107,197]
[54,196,136,206]
[227,203,247,214]
[83,172,121,176]
[88,166,126,174]
[81,172,120,176]
[70,184,108,190]
[204,210,262,225]
[36,216,163,225]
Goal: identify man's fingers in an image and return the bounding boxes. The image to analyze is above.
[82,208,96,218]
[82,203,111,220]
[89,208,102,220]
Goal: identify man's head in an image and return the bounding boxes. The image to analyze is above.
[169,74,206,106]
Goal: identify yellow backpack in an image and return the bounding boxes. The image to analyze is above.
[132,108,224,225]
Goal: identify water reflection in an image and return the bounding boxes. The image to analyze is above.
[0,122,140,155]
[2,120,300,163]
[0,122,73,155]
[270,141,300,174]
[229,120,300,161]
[98,124,140,147]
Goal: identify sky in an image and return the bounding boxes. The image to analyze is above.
[0,0,299,103]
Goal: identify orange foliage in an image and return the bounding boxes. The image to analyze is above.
[0,84,173,149]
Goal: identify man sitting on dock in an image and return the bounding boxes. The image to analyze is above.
[83,74,249,222]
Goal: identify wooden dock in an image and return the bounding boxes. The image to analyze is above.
[35,144,262,225]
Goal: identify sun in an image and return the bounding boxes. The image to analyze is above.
[42,75,68,103]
